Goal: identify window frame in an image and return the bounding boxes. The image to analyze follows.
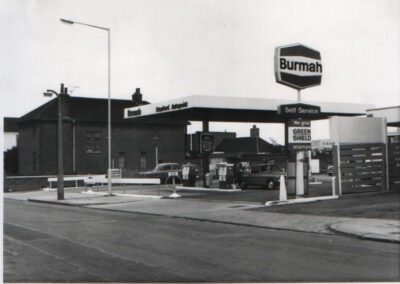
[86,131,102,154]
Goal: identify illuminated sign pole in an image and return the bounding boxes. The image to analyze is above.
[275,43,323,196]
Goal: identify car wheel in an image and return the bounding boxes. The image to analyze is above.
[240,182,248,190]
[266,180,275,190]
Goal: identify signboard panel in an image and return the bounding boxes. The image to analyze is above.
[110,168,122,179]
[125,100,189,118]
[275,43,322,90]
[329,116,386,144]
[278,103,321,118]
[288,119,312,151]
[200,133,214,153]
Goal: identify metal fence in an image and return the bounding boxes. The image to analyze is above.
[333,143,387,194]
[388,141,400,188]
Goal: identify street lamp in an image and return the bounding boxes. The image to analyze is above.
[152,134,159,166]
[60,18,112,196]
[43,84,65,200]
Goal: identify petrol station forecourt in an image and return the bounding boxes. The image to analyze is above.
[123,94,371,188]
[123,43,397,200]
[124,44,364,195]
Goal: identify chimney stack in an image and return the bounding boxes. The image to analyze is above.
[250,125,259,138]
[132,88,143,105]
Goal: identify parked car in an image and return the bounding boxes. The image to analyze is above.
[327,165,334,176]
[140,163,182,183]
[240,164,286,190]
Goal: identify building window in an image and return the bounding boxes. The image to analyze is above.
[140,152,147,170]
[118,152,125,169]
[86,132,102,153]
[152,127,159,141]
[33,151,39,171]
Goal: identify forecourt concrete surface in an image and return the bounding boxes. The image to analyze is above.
[6,198,399,282]
[5,188,400,244]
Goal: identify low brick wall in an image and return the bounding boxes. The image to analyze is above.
[122,168,141,178]
[4,176,50,192]
[4,175,104,192]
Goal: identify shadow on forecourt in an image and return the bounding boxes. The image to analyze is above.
[67,179,334,203]
[48,177,400,221]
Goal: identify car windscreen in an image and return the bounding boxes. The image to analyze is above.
[154,164,165,171]
[259,165,283,172]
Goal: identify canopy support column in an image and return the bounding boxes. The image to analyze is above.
[202,120,210,187]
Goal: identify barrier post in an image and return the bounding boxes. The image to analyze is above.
[335,142,342,196]
[383,118,390,191]
[279,175,287,201]
[296,151,305,196]
[332,176,336,196]
[168,172,181,198]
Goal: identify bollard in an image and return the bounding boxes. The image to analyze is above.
[279,175,287,201]
[332,176,336,196]
[168,174,181,198]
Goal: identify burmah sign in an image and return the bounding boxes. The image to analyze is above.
[274,43,322,90]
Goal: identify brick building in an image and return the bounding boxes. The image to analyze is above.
[17,88,187,176]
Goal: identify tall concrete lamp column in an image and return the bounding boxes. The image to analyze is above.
[60,18,112,196]
[43,84,65,200]
[152,134,159,166]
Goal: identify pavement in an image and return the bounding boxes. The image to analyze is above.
[4,187,400,244]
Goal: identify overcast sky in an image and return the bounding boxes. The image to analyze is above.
[1,0,399,143]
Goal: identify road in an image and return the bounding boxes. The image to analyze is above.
[4,199,400,282]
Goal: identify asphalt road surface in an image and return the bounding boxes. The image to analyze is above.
[4,199,400,282]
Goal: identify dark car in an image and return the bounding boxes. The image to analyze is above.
[240,164,286,190]
[326,165,334,176]
[140,163,182,183]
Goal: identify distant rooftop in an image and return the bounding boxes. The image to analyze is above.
[4,117,19,132]
[19,89,186,125]
[215,137,281,153]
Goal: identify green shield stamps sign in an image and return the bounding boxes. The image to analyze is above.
[288,119,312,151]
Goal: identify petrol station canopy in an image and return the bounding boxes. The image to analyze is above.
[366,106,400,127]
[124,95,373,123]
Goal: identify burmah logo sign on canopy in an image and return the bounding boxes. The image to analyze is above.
[274,43,322,90]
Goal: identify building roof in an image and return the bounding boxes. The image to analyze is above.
[4,117,19,132]
[125,95,373,123]
[19,95,187,125]
[366,106,400,127]
[215,137,280,153]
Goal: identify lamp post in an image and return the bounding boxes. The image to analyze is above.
[152,135,159,166]
[61,18,112,196]
[43,84,65,200]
